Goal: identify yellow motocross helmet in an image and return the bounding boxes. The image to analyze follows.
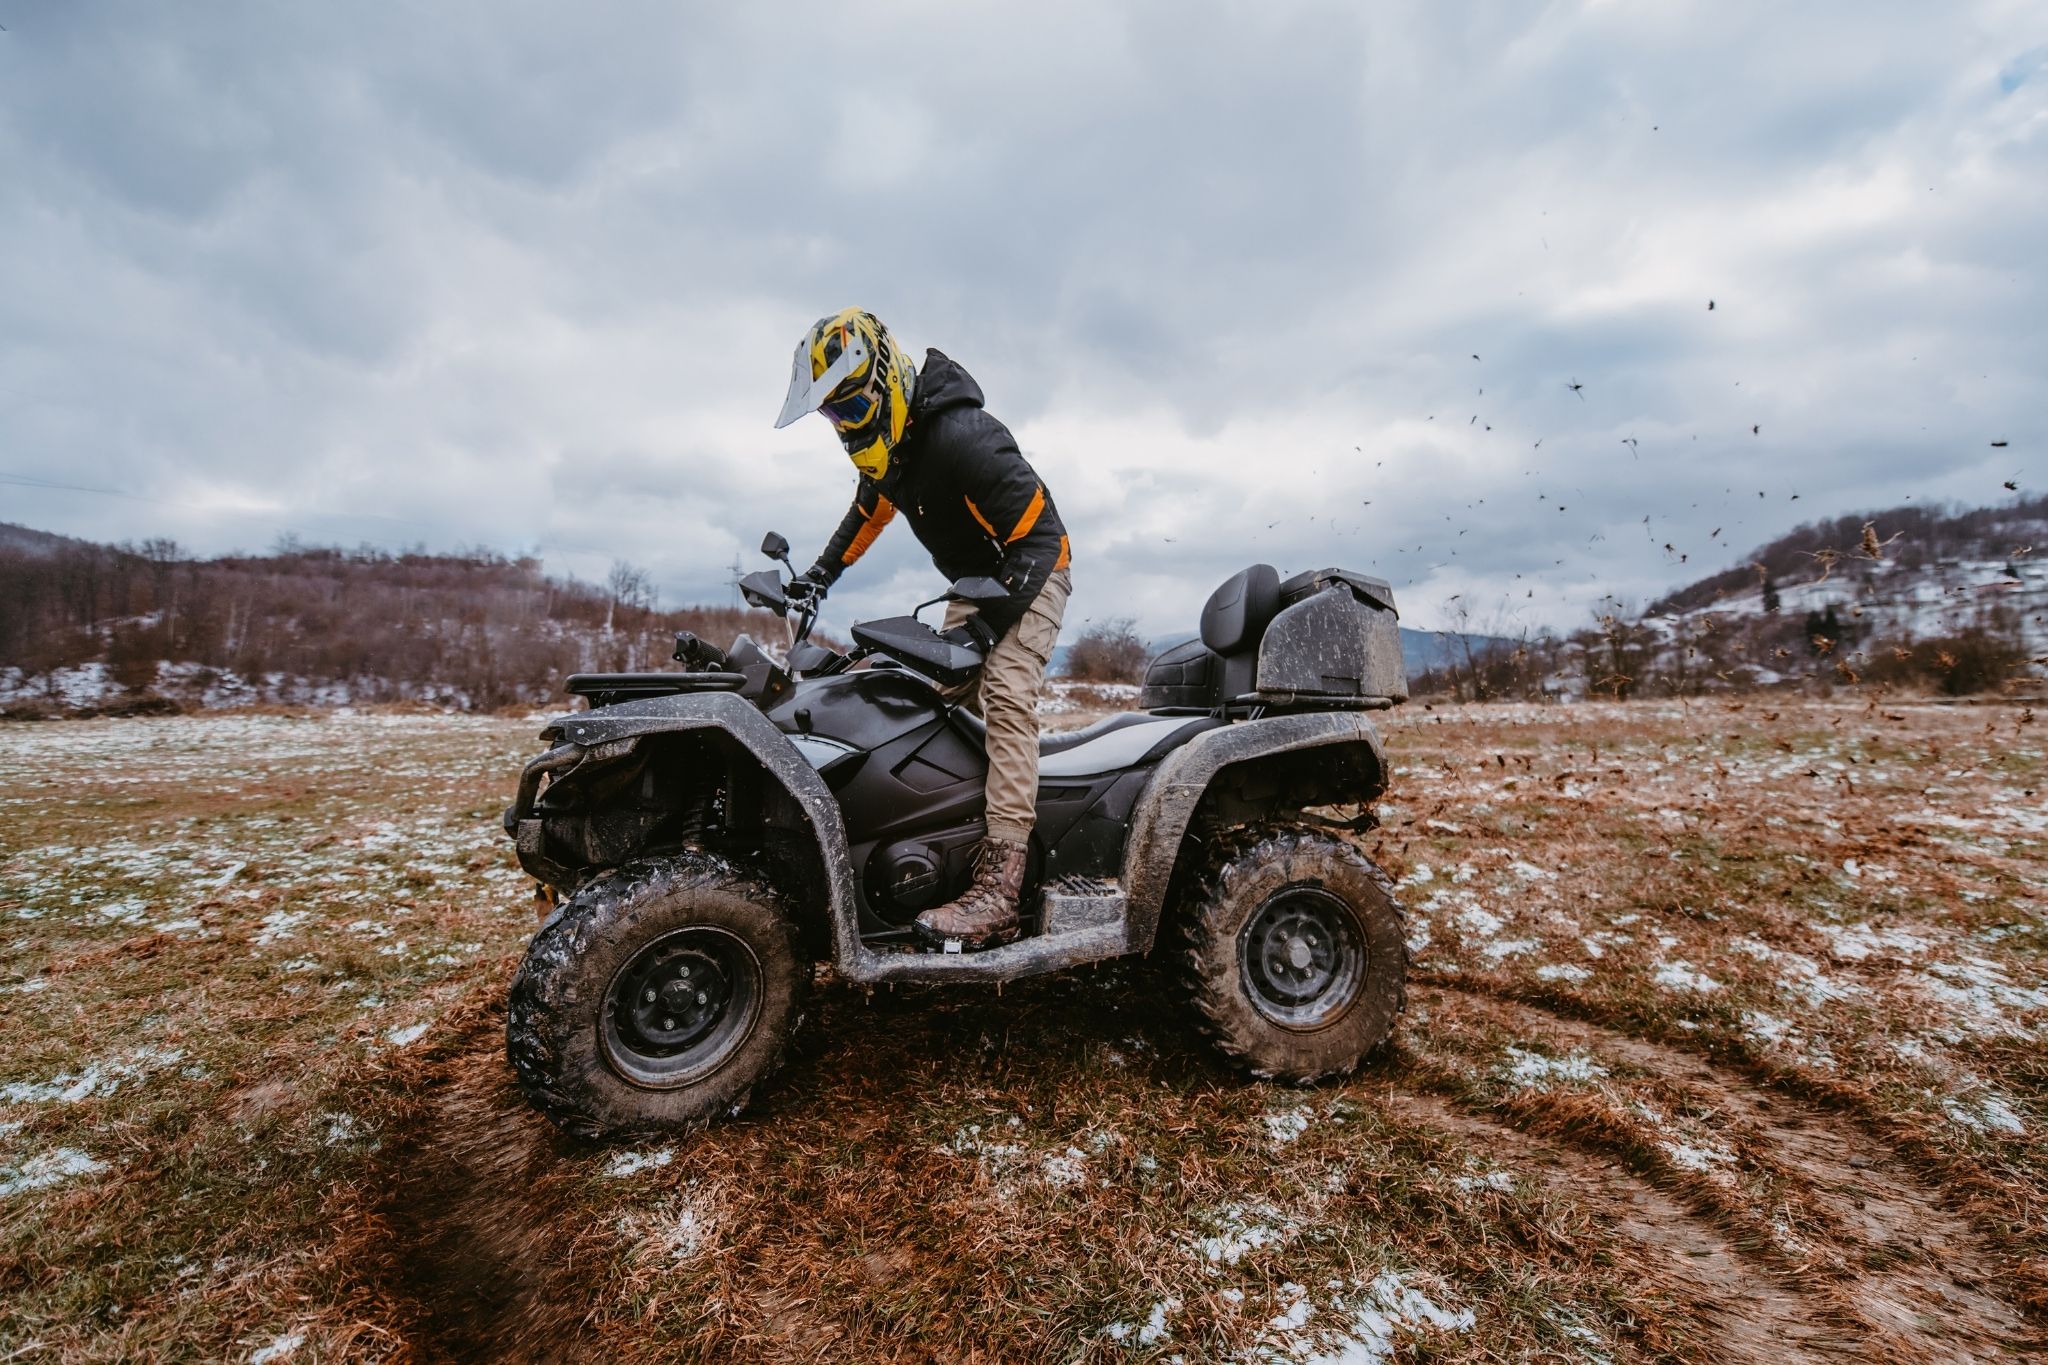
[774,309,918,481]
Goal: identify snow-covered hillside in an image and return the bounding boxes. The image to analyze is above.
[1662,556,2048,660]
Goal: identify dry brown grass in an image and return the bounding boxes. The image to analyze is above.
[0,699,2042,1361]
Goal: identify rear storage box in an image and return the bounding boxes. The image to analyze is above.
[1140,565,1406,712]
[1258,567,1406,704]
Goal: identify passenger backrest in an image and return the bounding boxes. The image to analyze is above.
[1199,564,1282,655]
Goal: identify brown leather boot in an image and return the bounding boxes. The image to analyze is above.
[915,837,1027,950]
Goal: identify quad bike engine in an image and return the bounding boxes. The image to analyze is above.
[866,826,984,922]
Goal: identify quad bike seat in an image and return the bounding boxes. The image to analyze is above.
[949,708,1219,776]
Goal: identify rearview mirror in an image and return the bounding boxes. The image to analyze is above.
[946,576,1010,604]
[760,531,791,564]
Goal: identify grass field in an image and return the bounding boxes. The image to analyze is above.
[1,698,2043,1362]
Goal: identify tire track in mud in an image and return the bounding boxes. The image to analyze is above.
[1404,981,2035,1362]
[1379,1088,1864,1361]
[359,1028,599,1363]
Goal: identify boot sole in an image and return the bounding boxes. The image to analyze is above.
[912,921,1022,953]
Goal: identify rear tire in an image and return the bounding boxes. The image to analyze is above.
[506,853,807,1138]
[1173,824,1407,1083]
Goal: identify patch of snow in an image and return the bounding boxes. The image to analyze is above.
[1820,922,1931,961]
[1,1046,184,1105]
[1126,1297,1180,1346]
[605,1147,675,1178]
[1039,1147,1088,1187]
[1742,1011,1795,1045]
[253,910,308,946]
[1403,915,1432,957]
[1942,1093,2026,1135]
[248,1331,307,1364]
[384,1021,431,1048]
[0,1146,107,1197]
[1457,906,1503,938]
[1502,1047,1607,1089]
[1193,1201,1297,1265]
[1535,963,1591,983]
[1730,937,1859,1006]
[1665,1142,1736,1173]
[1294,1272,1477,1364]
[1270,1280,1316,1332]
[1264,1110,1312,1145]
[654,1200,710,1260]
[1653,961,1721,993]
[1454,1170,1516,1193]
[1914,956,2048,1039]
[1481,937,1538,962]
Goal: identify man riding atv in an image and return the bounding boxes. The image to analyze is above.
[775,309,1071,953]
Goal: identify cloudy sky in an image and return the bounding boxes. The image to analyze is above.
[1,2,2042,639]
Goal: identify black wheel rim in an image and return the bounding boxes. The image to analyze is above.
[601,926,762,1089]
[1237,885,1366,1031]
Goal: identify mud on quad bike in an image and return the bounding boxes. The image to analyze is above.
[502,534,1411,1137]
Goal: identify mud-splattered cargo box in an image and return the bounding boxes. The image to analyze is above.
[1141,565,1405,713]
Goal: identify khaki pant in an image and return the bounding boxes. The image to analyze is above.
[942,568,1071,844]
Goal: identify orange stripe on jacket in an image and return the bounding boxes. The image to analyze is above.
[840,496,896,565]
[963,496,997,537]
[1054,535,1070,571]
[1006,486,1046,543]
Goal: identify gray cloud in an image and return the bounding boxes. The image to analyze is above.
[1,0,2041,644]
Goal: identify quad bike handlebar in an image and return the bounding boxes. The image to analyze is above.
[732,533,1000,688]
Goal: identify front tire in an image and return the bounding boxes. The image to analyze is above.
[506,854,808,1138]
[1173,825,1407,1083]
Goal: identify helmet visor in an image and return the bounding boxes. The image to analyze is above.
[775,329,870,429]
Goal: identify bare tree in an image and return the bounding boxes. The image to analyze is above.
[1064,618,1150,682]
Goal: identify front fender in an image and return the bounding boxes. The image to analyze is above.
[1120,712,1388,954]
[522,692,859,957]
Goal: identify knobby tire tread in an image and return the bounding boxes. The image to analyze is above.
[506,851,806,1139]
[1173,822,1408,1083]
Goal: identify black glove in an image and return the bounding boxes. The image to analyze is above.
[786,566,832,605]
[946,616,997,655]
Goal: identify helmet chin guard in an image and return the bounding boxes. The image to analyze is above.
[776,309,917,480]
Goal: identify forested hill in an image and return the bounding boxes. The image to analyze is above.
[1647,494,2047,617]
[0,525,780,712]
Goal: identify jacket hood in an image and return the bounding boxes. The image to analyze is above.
[911,349,984,420]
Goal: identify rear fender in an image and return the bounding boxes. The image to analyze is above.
[1120,713,1388,954]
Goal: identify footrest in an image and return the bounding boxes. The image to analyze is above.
[1038,875,1125,936]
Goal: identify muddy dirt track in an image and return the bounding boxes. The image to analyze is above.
[1,701,2042,1360]
[355,975,2038,1364]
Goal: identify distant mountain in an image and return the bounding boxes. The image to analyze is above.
[0,522,91,557]
[1396,626,1517,677]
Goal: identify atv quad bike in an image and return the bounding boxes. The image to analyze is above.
[503,535,1410,1136]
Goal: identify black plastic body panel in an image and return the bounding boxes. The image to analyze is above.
[763,670,949,754]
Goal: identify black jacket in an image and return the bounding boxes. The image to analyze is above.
[810,349,1069,638]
